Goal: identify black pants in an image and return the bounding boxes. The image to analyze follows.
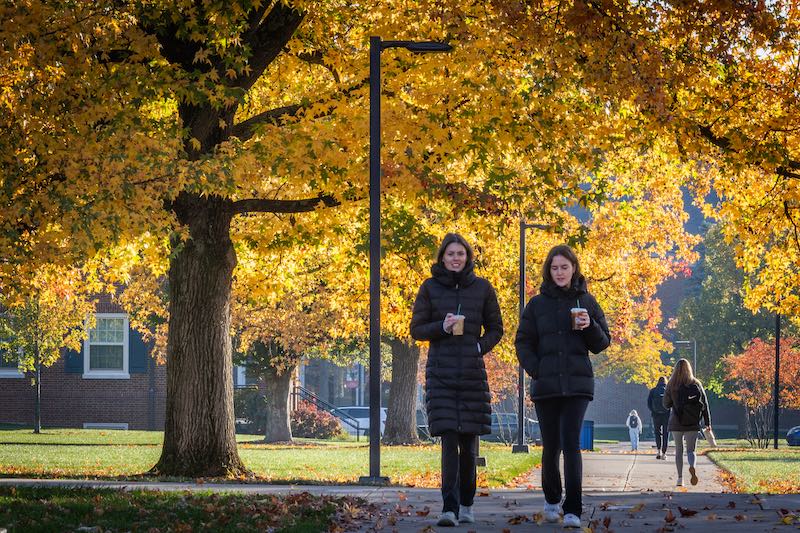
[440,432,478,514]
[534,396,590,517]
[652,413,669,454]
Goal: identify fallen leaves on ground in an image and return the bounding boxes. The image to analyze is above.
[0,486,376,532]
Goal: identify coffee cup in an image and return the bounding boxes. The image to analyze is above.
[570,308,587,330]
[452,315,465,335]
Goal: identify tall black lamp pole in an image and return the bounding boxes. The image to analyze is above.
[515,219,548,453]
[360,36,452,485]
[774,313,781,450]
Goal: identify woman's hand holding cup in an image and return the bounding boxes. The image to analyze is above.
[570,308,590,330]
[443,313,457,333]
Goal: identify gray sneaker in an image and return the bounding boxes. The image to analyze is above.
[459,505,474,523]
[543,501,561,523]
[437,511,458,527]
[563,513,581,528]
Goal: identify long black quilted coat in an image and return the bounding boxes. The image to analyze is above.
[515,276,610,401]
[410,261,503,436]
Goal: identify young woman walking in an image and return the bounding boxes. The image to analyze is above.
[663,358,712,487]
[410,233,504,527]
[515,244,610,529]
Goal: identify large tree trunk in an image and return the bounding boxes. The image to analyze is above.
[383,338,421,445]
[262,363,295,443]
[153,192,248,477]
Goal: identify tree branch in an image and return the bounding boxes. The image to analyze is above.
[231,77,368,142]
[231,194,339,215]
[230,103,303,141]
[698,124,800,179]
[234,3,305,90]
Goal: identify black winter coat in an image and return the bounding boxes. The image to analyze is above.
[410,261,504,436]
[515,276,610,401]
[647,383,670,417]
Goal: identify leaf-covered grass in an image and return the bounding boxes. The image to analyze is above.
[0,486,370,533]
[0,428,539,488]
[707,447,800,493]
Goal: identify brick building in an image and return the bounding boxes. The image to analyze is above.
[0,298,166,430]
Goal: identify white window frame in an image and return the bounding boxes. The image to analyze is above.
[235,365,247,388]
[83,313,129,379]
[0,346,23,378]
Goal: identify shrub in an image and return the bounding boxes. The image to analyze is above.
[234,387,267,434]
[291,400,344,439]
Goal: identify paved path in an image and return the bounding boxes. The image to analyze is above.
[1,442,798,532]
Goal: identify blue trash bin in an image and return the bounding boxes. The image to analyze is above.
[580,420,594,450]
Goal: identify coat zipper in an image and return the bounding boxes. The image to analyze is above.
[456,283,462,432]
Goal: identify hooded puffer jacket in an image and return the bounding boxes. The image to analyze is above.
[410,261,503,436]
[515,276,610,401]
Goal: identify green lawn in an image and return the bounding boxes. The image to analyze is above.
[707,447,800,493]
[0,428,539,488]
[0,486,366,533]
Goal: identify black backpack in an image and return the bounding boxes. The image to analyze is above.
[651,388,669,415]
[628,415,638,428]
[675,383,704,426]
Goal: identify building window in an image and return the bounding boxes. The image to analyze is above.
[0,346,22,378]
[83,314,129,379]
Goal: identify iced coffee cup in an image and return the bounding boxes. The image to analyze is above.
[570,308,587,330]
[452,314,466,335]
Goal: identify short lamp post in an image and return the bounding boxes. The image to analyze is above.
[360,36,453,486]
[673,339,697,374]
[515,219,549,454]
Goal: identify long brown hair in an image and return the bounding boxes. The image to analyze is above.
[666,358,699,394]
[541,244,581,285]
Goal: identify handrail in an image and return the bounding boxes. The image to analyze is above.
[293,384,362,440]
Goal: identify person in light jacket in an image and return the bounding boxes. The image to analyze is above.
[626,409,643,451]
[410,233,503,527]
[515,244,610,529]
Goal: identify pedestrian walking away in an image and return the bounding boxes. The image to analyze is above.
[626,410,642,451]
[647,376,670,459]
[410,232,504,527]
[663,358,712,487]
[515,244,611,529]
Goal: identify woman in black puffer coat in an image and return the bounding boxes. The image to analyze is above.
[515,244,610,529]
[410,233,503,527]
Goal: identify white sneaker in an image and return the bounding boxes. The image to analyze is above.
[459,505,474,523]
[437,511,458,526]
[543,501,561,523]
[676,477,683,486]
[563,513,581,528]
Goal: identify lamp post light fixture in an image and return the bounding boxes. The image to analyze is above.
[673,339,697,373]
[360,36,452,486]
[514,219,550,454]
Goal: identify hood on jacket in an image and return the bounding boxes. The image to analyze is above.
[431,261,477,288]
[540,274,589,300]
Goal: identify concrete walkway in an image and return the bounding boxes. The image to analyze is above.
[1,442,798,532]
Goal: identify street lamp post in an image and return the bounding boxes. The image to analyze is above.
[673,339,697,372]
[515,219,550,453]
[774,313,781,449]
[360,36,452,486]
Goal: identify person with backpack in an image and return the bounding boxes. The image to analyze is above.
[626,410,643,451]
[515,244,611,529]
[663,358,712,487]
[647,376,670,459]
